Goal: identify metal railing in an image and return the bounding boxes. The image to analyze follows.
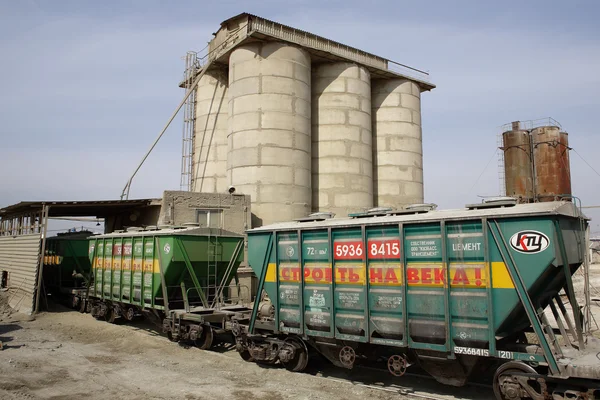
[387,60,431,83]
[500,117,563,133]
[182,283,251,311]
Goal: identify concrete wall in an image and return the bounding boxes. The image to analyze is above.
[312,62,373,217]
[157,190,250,234]
[228,42,312,226]
[372,79,424,207]
[193,68,229,193]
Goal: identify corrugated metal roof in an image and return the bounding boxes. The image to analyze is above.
[92,226,242,239]
[0,199,160,218]
[0,234,41,314]
[249,201,585,233]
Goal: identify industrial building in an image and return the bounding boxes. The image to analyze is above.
[182,13,435,226]
[0,191,253,314]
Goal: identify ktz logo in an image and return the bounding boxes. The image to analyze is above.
[509,230,550,254]
[286,246,295,257]
[163,243,171,254]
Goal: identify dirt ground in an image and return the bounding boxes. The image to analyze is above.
[0,263,599,400]
[0,307,413,400]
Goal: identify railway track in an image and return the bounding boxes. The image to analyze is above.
[309,363,494,400]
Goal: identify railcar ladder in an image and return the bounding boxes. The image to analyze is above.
[206,232,221,307]
[210,239,243,310]
[536,306,564,357]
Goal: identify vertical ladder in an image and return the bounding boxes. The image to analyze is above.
[536,306,564,357]
[180,51,198,191]
[206,230,222,308]
[497,130,506,197]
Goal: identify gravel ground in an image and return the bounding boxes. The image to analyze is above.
[0,303,422,400]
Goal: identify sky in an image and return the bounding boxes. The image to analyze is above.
[1,0,599,234]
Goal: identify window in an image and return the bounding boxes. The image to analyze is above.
[196,209,223,229]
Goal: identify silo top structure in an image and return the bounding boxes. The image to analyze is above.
[183,13,435,226]
[202,13,435,90]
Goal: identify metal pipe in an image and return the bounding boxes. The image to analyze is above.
[35,204,50,314]
[120,59,215,200]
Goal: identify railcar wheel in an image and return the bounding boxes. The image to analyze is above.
[167,331,178,343]
[280,337,309,372]
[493,361,539,400]
[194,326,214,350]
[104,306,116,324]
[239,349,254,362]
[78,299,86,313]
[388,354,408,377]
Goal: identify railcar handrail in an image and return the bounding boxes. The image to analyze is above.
[488,220,560,375]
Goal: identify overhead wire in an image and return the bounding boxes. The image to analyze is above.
[572,148,600,180]
[469,148,499,193]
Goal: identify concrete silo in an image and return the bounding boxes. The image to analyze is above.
[312,63,373,217]
[177,13,435,226]
[227,42,312,226]
[193,68,229,193]
[502,122,534,202]
[532,126,571,202]
[371,79,424,207]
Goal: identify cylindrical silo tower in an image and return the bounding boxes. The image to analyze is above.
[228,42,312,226]
[371,79,423,207]
[502,122,534,202]
[532,126,572,202]
[193,68,229,193]
[312,62,373,217]
[559,131,572,196]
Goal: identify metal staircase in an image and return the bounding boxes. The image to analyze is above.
[497,131,506,197]
[180,51,199,191]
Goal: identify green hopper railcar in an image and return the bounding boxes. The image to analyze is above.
[88,226,252,348]
[43,231,93,312]
[235,200,600,399]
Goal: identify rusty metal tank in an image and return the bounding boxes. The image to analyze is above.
[532,126,571,202]
[502,122,533,202]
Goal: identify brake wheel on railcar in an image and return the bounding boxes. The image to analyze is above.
[387,354,409,377]
[339,346,356,369]
[123,307,136,321]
